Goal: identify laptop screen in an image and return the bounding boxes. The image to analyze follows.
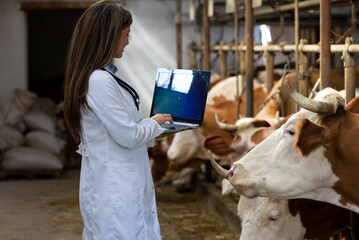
[150,68,211,125]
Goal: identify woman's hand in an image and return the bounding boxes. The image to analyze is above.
[151,114,173,125]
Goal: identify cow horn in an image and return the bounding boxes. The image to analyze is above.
[215,114,237,132]
[207,150,229,179]
[285,81,334,114]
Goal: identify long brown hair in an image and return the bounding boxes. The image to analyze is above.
[64,0,132,142]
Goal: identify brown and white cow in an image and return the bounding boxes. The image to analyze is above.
[237,195,356,240]
[167,84,268,164]
[211,84,359,214]
[205,114,358,240]
[206,106,358,240]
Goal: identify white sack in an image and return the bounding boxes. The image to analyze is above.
[1,89,38,126]
[25,131,62,154]
[0,126,24,152]
[23,111,56,135]
[2,147,63,170]
[12,121,27,133]
[32,98,57,118]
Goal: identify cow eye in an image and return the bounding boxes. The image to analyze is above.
[269,215,279,221]
[284,129,295,136]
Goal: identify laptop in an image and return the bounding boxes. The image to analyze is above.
[150,68,211,134]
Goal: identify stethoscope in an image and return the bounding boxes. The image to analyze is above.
[101,68,140,110]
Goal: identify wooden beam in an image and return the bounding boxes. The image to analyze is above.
[176,0,182,69]
[21,1,97,11]
[320,0,332,89]
[245,0,253,117]
[203,0,211,71]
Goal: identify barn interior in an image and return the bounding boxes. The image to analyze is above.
[0,0,358,239]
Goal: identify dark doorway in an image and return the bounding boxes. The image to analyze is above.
[27,9,84,103]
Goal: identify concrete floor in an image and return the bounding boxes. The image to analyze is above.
[0,170,239,240]
[0,170,82,240]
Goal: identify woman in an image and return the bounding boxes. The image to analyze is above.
[63,1,172,239]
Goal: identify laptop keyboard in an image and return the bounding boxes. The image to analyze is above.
[161,123,189,129]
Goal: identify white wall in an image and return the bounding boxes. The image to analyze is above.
[0,0,28,105]
[0,0,95,106]
[114,0,179,117]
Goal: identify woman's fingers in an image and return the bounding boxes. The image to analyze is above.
[151,114,173,125]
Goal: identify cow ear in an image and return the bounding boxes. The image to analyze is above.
[252,120,271,128]
[346,96,359,114]
[202,135,234,156]
[294,119,330,157]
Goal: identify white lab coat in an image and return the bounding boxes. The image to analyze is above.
[76,66,163,240]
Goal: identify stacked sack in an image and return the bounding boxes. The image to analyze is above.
[0,89,65,172]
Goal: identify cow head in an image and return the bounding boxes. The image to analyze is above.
[238,196,306,240]
[209,83,359,210]
[203,115,285,164]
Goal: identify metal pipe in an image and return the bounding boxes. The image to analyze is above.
[188,42,199,70]
[219,42,227,79]
[298,39,309,97]
[203,0,211,71]
[234,0,240,119]
[343,37,357,104]
[272,14,284,44]
[203,0,213,183]
[264,47,274,93]
[245,0,254,117]
[295,0,299,111]
[175,0,182,69]
[190,43,359,54]
[240,41,246,75]
[320,0,332,89]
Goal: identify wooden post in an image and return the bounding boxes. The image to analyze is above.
[203,0,212,183]
[295,0,299,111]
[309,27,317,67]
[320,0,332,89]
[188,42,199,70]
[298,39,309,97]
[342,37,357,104]
[175,0,182,69]
[203,0,211,71]
[219,41,227,79]
[240,41,246,76]
[234,0,241,120]
[245,0,254,117]
[264,45,274,94]
[333,26,343,68]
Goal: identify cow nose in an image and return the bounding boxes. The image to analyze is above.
[228,166,235,180]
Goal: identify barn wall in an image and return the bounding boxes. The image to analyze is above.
[0,0,96,106]
[0,0,28,105]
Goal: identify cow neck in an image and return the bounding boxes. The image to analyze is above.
[288,198,352,239]
[323,110,359,211]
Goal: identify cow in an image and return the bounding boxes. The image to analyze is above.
[205,104,358,240]
[237,195,356,240]
[206,75,268,104]
[167,84,268,164]
[205,116,358,240]
[149,135,206,189]
[205,118,358,240]
[210,84,359,214]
